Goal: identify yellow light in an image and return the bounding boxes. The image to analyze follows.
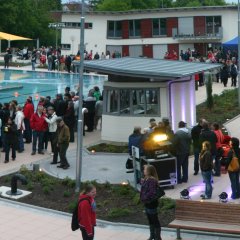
[153,134,168,142]
[91,149,96,153]
[121,181,128,186]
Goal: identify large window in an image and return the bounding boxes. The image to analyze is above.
[152,18,167,36]
[106,88,159,116]
[61,44,71,50]
[129,20,141,37]
[206,16,221,34]
[107,21,122,38]
[63,22,93,29]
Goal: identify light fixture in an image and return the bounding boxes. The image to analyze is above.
[180,189,190,200]
[121,181,129,186]
[153,134,168,143]
[219,192,228,203]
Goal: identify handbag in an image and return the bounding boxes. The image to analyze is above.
[125,158,133,169]
[228,151,240,172]
[154,186,165,200]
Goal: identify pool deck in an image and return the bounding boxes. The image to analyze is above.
[0,63,239,239]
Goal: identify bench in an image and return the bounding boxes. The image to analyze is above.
[168,199,240,239]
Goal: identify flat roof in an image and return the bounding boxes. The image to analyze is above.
[58,5,237,15]
[83,57,221,80]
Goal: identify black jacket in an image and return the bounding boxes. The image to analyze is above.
[172,128,191,155]
[191,124,202,150]
[199,150,213,171]
[199,129,217,155]
[4,123,18,145]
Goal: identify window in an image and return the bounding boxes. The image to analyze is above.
[61,44,71,50]
[129,20,141,37]
[105,88,159,116]
[107,21,122,38]
[62,22,93,29]
[152,18,167,36]
[206,16,221,34]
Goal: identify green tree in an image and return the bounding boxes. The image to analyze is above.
[97,0,132,11]
[206,74,214,110]
[174,0,226,7]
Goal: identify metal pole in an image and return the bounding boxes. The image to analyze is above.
[56,28,58,49]
[75,0,85,193]
[238,0,240,106]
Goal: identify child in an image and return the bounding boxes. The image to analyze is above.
[199,141,213,199]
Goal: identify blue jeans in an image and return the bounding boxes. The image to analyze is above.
[32,61,35,70]
[17,130,24,151]
[48,62,52,71]
[177,153,189,183]
[228,171,240,199]
[202,171,213,198]
[32,131,44,153]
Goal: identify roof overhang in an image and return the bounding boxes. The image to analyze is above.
[80,57,221,82]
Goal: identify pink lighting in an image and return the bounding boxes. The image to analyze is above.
[188,184,205,197]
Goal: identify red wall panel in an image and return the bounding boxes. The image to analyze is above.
[168,44,179,58]
[122,45,129,57]
[141,19,152,38]
[166,18,178,37]
[143,45,153,58]
[194,43,206,57]
[122,20,129,39]
[194,16,206,36]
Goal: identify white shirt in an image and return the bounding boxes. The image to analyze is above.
[45,112,58,132]
[15,111,25,131]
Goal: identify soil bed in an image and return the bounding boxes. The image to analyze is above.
[0,167,175,226]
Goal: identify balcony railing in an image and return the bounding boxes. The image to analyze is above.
[172,27,223,40]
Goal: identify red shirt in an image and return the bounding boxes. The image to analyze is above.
[23,102,34,120]
[78,194,96,236]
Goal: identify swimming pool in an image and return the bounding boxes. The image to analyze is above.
[0,69,107,105]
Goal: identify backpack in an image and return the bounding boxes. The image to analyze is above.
[231,64,238,76]
[71,198,90,231]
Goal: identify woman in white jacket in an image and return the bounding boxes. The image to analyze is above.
[14,105,25,152]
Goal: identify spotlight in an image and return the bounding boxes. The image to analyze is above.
[219,192,228,203]
[153,134,168,143]
[180,189,190,200]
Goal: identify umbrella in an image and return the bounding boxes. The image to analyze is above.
[0,32,32,41]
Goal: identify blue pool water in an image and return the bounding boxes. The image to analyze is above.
[0,69,107,105]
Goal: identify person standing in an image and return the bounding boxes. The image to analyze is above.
[78,184,97,240]
[54,117,70,169]
[31,51,36,71]
[230,58,238,87]
[63,101,75,142]
[47,54,53,71]
[94,96,103,130]
[226,137,240,199]
[44,106,58,157]
[83,92,96,132]
[23,98,34,143]
[14,105,25,153]
[191,119,205,175]
[173,121,191,184]
[212,123,224,176]
[220,60,229,87]
[4,51,10,69]
[65,55,72,73]
[4,117,18,163]
[199,141,213,200]
[30,105,48,155]
[140,165,162,240]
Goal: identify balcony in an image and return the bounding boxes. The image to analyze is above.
[172,27,223,41]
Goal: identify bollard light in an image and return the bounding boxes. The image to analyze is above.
[219,192,228,203]
[180,189,190,200]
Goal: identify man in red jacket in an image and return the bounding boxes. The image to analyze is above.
[30,105,48,155]
[23,98,34,143]
[78,184,97,240]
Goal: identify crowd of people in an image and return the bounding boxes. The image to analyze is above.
[0,86,103,169]
[128,118,240,201]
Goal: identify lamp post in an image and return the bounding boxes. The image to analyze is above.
[238,0,240,106]
[48,22,65,49]
[75,0,85,193]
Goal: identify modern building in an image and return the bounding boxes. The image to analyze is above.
[59,5,238,58]
[83,57,220,142]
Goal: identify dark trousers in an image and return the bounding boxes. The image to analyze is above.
[17,130,24,151]
[24,119,32,143]
[53,143,69,166]
[146,211,160,228]
[193,149,200,173]
[32,131,44,153]
[80,227,94,240]
[1,129,6,150]
[86,112,95,132]
[229,171,240,199]
[5,143,16,161]
[43,131,49,150]
[48,132,56,153]
[177,153,189,183]
[231,75,237,87]
[222,78,228,87]
[214,153,221,176]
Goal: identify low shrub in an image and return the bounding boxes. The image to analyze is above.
[43,186,50,195]
[158,197,176,212]
[63,191,71,198]
[107,208,132,218]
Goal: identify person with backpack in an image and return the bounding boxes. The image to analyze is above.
[140,165,162,240]
[78,184,97,240]
[230,58,238,87]
[226,137,240,199]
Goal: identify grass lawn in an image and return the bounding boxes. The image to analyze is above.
[196,89,240,127]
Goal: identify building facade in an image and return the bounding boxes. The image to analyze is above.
[60,5,237,58]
